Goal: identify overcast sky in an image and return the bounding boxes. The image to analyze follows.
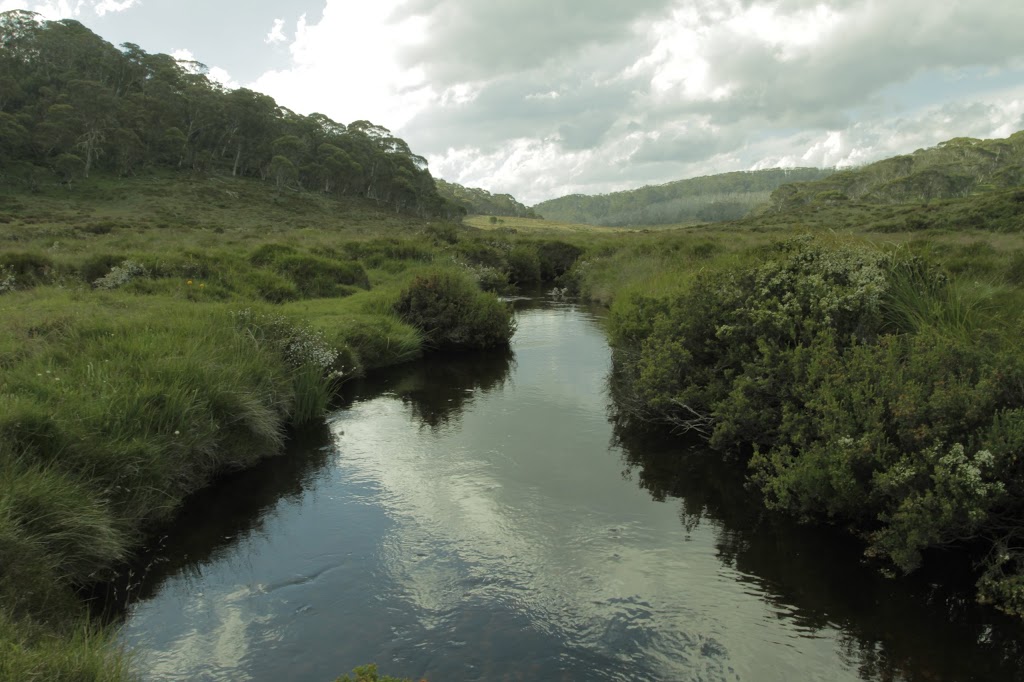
[3,0,1024,204]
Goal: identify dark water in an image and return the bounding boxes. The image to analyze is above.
[114,297,1024,681]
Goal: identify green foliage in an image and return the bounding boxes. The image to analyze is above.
[536,240,584,281]
[0,610,131,682]
[0,251,52,286]
[507,244,542,284]
[394,268,515,349]
[606,234,1024,617]
[0,13,449,218]
[435,177,534,217]
[271,253,370,297]
[769,131,1024,212]
[535,168,833,226]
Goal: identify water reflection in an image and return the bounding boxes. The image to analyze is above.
[340,348,515,431]
[98,423,334,613]
[113,299,1024,682]
[614,419,1024,682]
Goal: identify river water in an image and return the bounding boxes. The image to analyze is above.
[115,296,1024,681]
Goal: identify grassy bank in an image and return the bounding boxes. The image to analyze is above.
[0,171,592,681]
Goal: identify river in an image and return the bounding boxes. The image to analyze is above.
[114,296,1024,681]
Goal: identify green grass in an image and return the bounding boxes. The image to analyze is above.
[5,165,1024,678]
[0,170,532,681]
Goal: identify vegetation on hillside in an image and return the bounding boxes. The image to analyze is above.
[768,132,1024,211]
[533,167,833,226]
[0,10,458,217]
[434,178,538,218]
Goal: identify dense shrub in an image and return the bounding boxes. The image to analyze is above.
[394,268,514,349]
[507,245,542,284]
[536,240,584,281]
[608,235,1024,615]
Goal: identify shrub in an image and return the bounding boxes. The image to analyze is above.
[249,269,299,303]
[249,242,297,267]
[394,268,514,349]
[92,260,148,290]
[77,254,126,284]
[536,240,584,281]
[507,245,541,284]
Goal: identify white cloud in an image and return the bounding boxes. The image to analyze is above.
[0,0,135,18]
[173,48,239,90]
[264,17,286,45]
[93,0,135,16]
[249,2,434,130]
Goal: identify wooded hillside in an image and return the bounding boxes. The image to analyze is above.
[768,132,1024,211]
[0,10,456,218]
[533,167,833,226]
[434,178,537,218]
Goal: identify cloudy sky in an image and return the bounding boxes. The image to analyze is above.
[3,0,1024,204]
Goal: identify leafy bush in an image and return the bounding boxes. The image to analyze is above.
[394,268,514,349]
[93,260,148,290]
[536,240,583,281]
[507,245,542,284]
[77,254,126,284]
[607,235,1024,615]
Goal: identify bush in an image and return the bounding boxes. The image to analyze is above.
[394,268,514,349]
[75,254,125,284]
[607,235,1024,616]
[507,245,541,284]
[536,240,583,281]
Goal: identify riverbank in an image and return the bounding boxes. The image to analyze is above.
[571,228,1024,619]
[0,172,588,681]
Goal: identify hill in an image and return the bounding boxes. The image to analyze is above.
[435,178,538,218]
[0,9,459,218]
[533,167,834,226]
[767,131,1024,211]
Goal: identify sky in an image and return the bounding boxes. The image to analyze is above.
[3,0,1024,205]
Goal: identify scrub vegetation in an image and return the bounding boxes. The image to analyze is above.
[6,7,1024,681]
[572,185,1024,624]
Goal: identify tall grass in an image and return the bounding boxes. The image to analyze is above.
[881,254,998,340]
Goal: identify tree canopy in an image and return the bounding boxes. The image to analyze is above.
[0,10,458,218]
[533,168,834,226]
[768,132,1024,211]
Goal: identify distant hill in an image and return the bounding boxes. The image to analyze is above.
[435,179,538,218]
[768,131,1024,212]
[532,168,834,227]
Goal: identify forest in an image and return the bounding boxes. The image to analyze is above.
[533,167,833,226]
[0,10,457,218]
